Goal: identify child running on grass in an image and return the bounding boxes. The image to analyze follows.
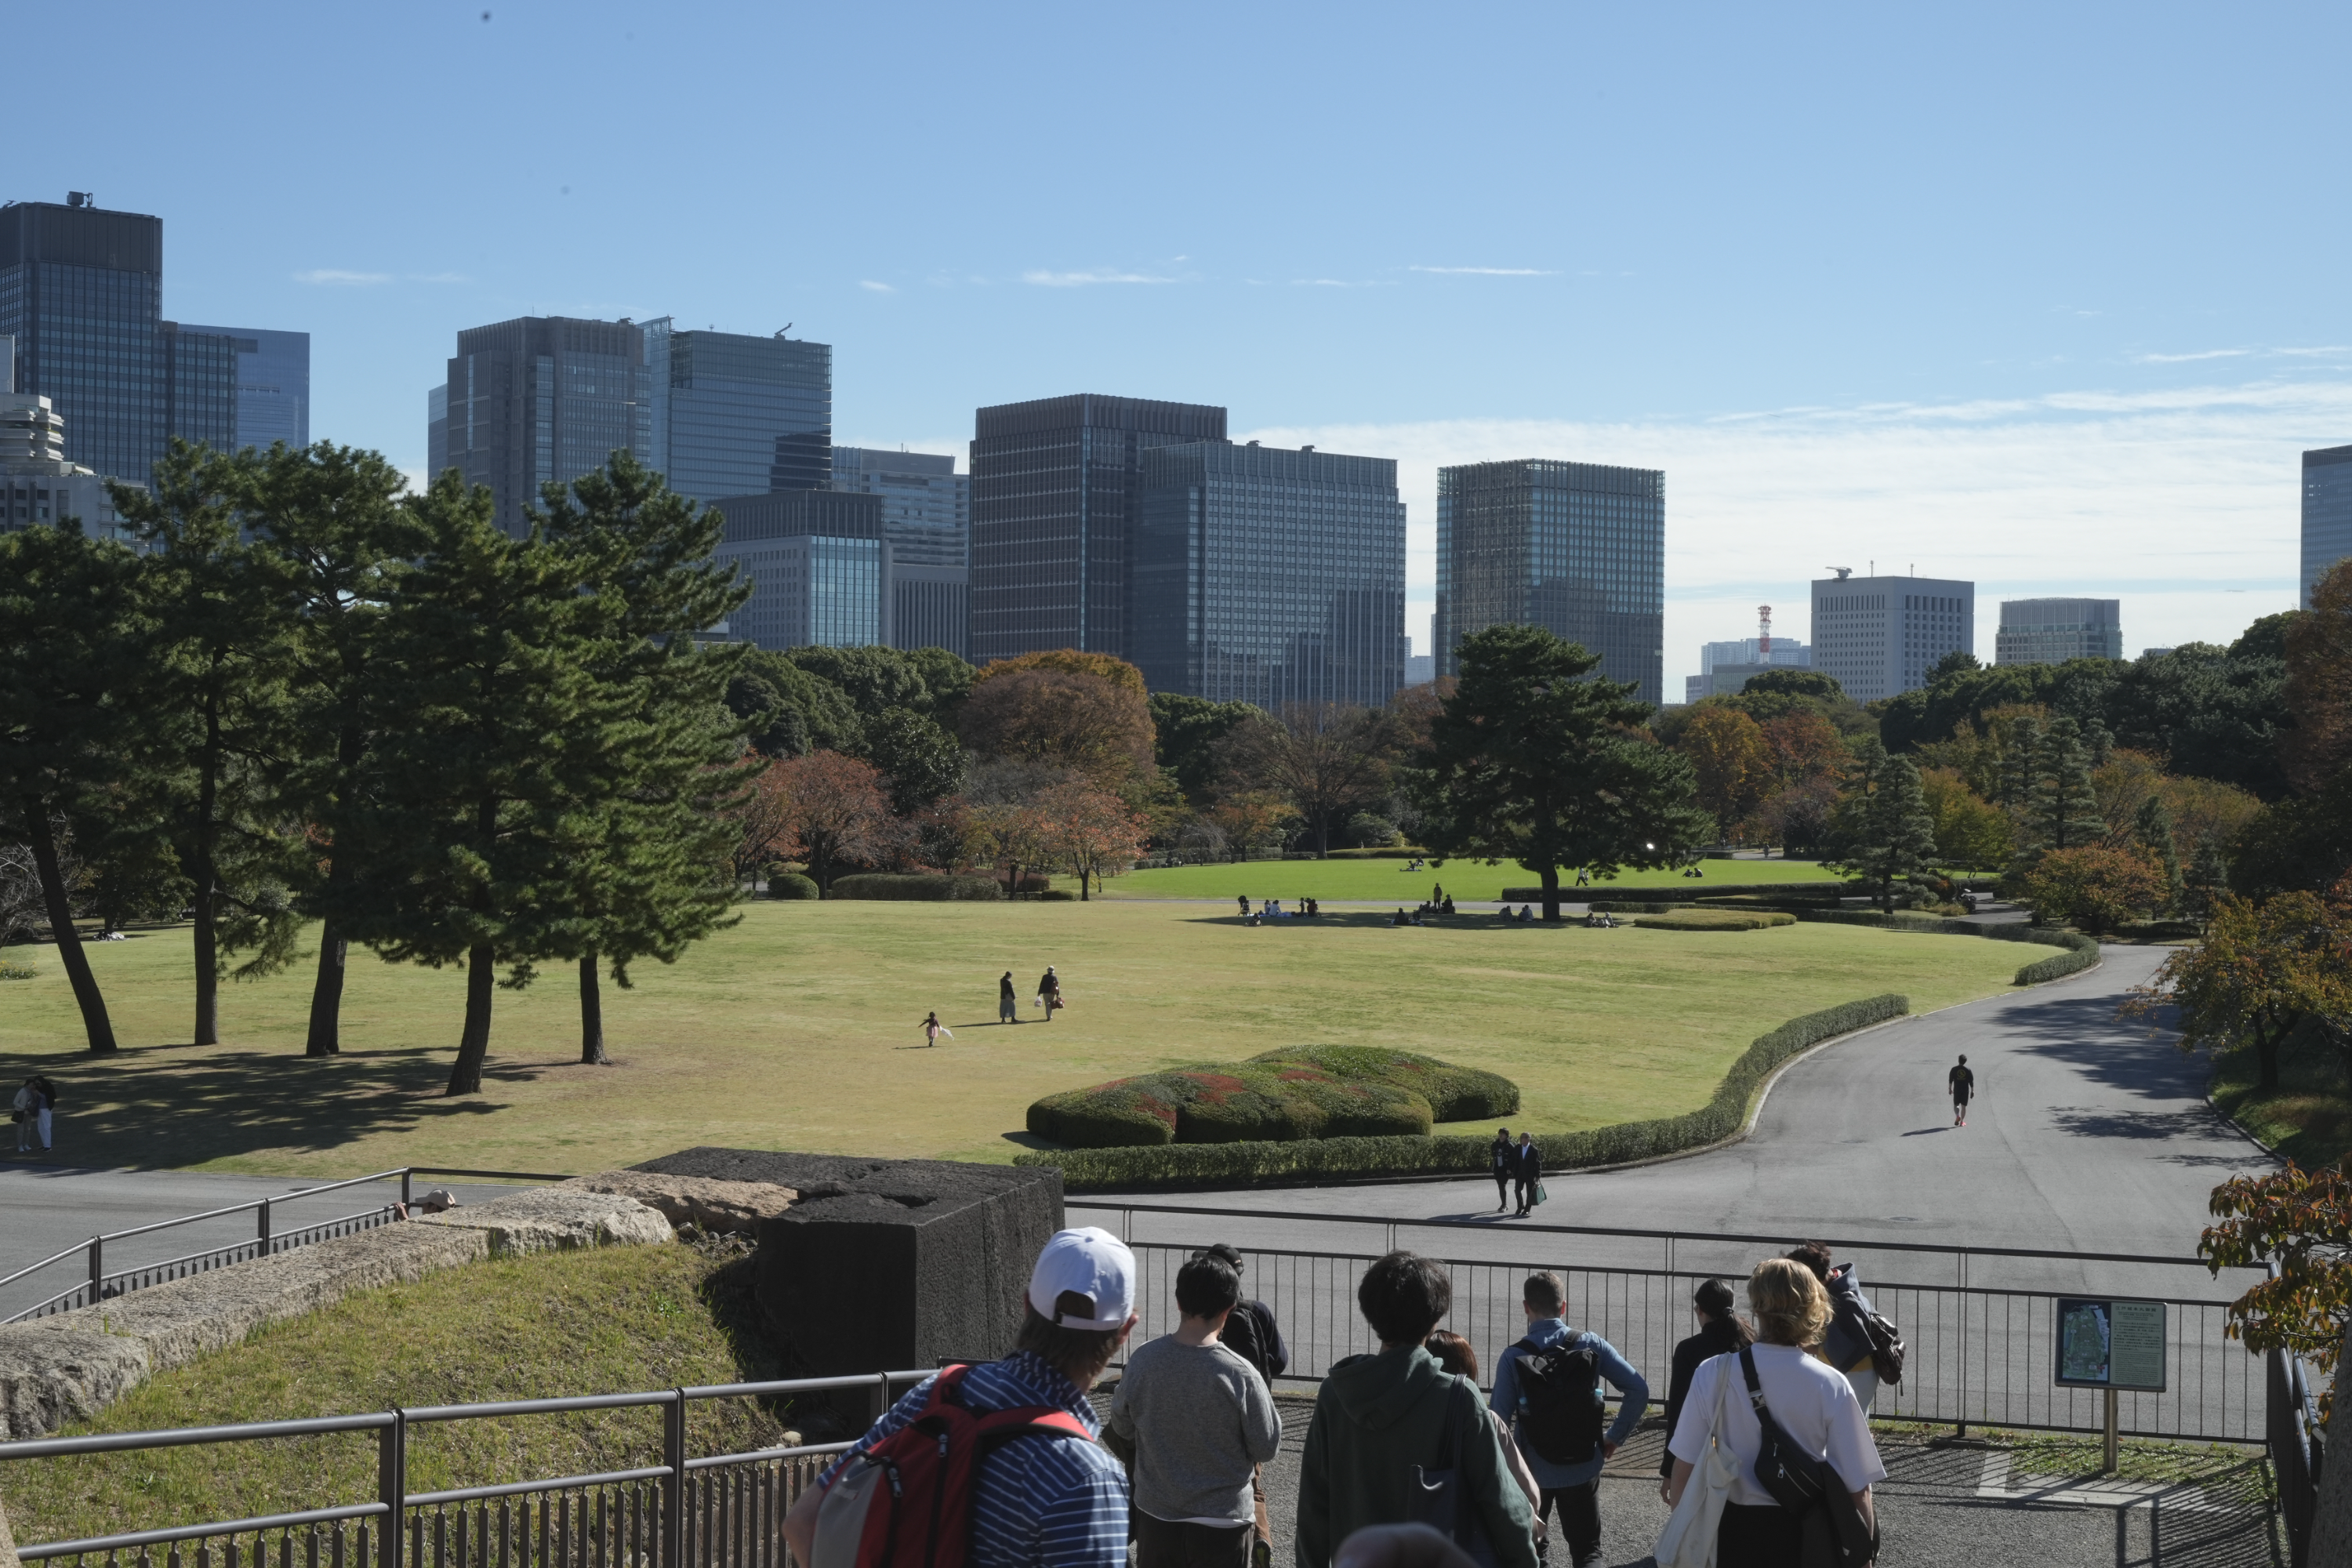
[921,1011,953,1047]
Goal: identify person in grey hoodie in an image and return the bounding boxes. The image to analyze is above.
[1297,1251,1537,1568]
[1109,1253,1282,1566]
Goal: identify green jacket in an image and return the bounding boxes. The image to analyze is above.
[1294,1345,1537,1568]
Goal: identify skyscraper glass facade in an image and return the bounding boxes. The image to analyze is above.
[178,325,310,453]
[1133,442,1406,707]
[969,394,1227,661]
[442,318,649,535]
[1434,459,1664,703]
[2303,445,2352,610]
[833,447,971,657]
[707,489,888,652]
[642,320,831,504]
[162,321,239,454]
[808,537,884,647]
[1995,597,2122,665]
[0,201,165,483]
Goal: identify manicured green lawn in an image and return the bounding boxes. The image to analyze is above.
[0,902,2023,1178]
[1099,855,1853,902]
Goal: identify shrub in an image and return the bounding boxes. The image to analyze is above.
[1036,888,1080,902]
[1586,902,1686,914]
[1016,993,1909,1189]
[1324,848,1432,860]
[768,873,819,901]
[827,873,1002,901]
[1247,1044,1519,1122]
[1632,909,1796,931]
[996,872,1054,895]
[1027,1080,1180,1146]
[1500,881,1849,902]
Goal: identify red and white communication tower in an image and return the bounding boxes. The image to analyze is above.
[1758,605,1773,659]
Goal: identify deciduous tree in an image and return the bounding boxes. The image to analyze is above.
[1036,780,1148,898]
[1216,704,1406,855]
[1917,767,2013,870]
[864,707,966,816]
[772,752,899,892]
[956,666,1155,789]
[1676,705,1774,833]
[2014,845,2169,933]
[2127,886,2352,1092]
[2200,1156,2352,1415]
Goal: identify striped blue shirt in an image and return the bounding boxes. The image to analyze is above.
[818,1352,1130,1568]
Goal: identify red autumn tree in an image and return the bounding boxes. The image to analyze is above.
[771,751,899,893]
[1036,780,1150,899]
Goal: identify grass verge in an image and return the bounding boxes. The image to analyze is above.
[1100,857,1853,902]
[2210,1022,2352,1170]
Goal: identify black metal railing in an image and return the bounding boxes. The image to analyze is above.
[0,1372,930,1568]
[0,1167,569,1325]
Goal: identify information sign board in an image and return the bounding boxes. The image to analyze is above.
[2053,1297,2167,1392]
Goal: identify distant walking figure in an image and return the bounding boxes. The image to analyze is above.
[1237,895,1250,917]
[998,971,1019,1024]
[1512,1131,1541,1217]
[922,1011,951,1047]
[1490,1127,1515,1212]
[1949,1054,1976,1126]
[14,1076,53,1154]
[1039,965,1064,1021]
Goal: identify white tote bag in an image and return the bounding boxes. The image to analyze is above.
[1653,1356,1740,1568]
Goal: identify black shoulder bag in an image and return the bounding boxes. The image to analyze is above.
[1737,1348,1877,1568]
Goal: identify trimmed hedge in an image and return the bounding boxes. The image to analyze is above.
[1324,848,1434,860]
[1016,993,1908,1190]
[1788,909,2102,985]
[828,873,1003,901]
[768,873,819,900]
[1025,1045,1519,1150]
[1499,880,1850,902]
[1037,889,1079,902]
[1632,909,1797,931]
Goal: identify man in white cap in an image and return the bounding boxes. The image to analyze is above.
[783,1226,1139,1567]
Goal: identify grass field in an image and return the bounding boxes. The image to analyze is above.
[2209,1025,2352,1170]
[1101,855,1853,902]
[0,902,2024,1178]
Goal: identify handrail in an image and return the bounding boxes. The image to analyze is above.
[20,1502,390,1561]
[0,1411,397,1459]
[683,1442,855,1472]
[0,1241,99,1294]
[404,1389,680,1422]
[93,1168,411,1245]
[407,1465,672,1508]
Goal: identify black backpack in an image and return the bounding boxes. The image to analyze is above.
[1512,1333,1605,1464]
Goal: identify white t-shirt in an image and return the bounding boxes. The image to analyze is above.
[1666,1345,1887,1507]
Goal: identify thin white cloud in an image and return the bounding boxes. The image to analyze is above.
[293,268,390,286]
[858,280,896,293]
[405,271,470,285]
[1294,278,1388,289]
[1022,269,1181,287]
[1408,265,1560,277]
[2136,348,2252,364]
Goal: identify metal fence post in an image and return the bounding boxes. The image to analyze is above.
[401,1169,412,1210]
[379,1408,405,1568]
[664,1389,686,1568]
[88,1235,102,1307]
[260,1198,273,1254]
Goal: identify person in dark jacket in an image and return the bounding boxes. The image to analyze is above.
[1039,965,1064,1020]
[1512,1132,1541,1217]
[1657,1278,1755,1479]
[998,971,1020,1024]
[1490,1128,1514,1213]
[1789,1241,1883,1406]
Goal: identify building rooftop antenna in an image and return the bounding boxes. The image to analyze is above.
[1828,566,1853,580]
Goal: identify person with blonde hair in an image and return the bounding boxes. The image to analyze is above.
[1662,1259,1884,1566]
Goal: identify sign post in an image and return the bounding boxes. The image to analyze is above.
[2054,1297,2167,1475]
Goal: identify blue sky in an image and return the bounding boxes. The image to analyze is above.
[23,2,2352,683]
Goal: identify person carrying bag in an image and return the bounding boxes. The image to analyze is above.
[1653,1345,1737,1567]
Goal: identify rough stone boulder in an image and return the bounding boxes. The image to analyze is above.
[561,1171,797,1235]
[416,1188,672,1255]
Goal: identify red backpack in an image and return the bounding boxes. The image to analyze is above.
[807,1363,1097,1568]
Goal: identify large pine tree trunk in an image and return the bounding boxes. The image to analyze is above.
[25,809,115,1053]
[446,941,496,1095]
[304,920,347,1056]
[579,949,608,1065]
[1539,864,1562,923]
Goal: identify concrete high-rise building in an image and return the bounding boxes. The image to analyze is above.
[1405,653,1435,687]
[644,321,831,504]
[1995,598,2122,665]
[434,316,650,535]
[1434,459,1664,704]
[709,489,887,651]
[832,445,969,659]
[1809,571,1975,701]
[968,394,1227,662]
[2,390,132,541]
[2303,445,2352,608]
[1,197,165,484]
[176,325,310,453]
[1132,441,1407,707]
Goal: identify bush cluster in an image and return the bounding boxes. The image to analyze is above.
[1323,848,1435,860]
[1632,909,1797,931]
[1016,993,1909,1189]
[1497,880,1850,902]
[768,873,819,900]
[1025,1044,1520,1150]
[826,873,1003,901]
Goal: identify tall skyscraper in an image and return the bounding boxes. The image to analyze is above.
[1995,597,2122,665]
[833,446,969,659]
[1,197,165,483]
[709,490,887,651]
[1433,459,1664,703]
[1809,571,1975,701]
[968,394,1227,662]
[644,320,831,503]
[1133,441,1407,707]
[2303,445,2352,608]
[176,325,310,452]
[162,320,239,455]
[434,317,650,535]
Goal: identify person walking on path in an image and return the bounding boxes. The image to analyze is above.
[1657,1279,1755,1481]
[1490,1128,1515,1213]
[1425,1331,1548,1559]
[1296,1251,1536,1568]
[1789,1242,1886,1408]
[1107,1253,1281,1567]
[1948,1054,1976,1126]
[1511,1132,1542,1217]
[14,1076,53,1154]
[922,1011,953,1047]
[1000,971,1021,1025]
[1664,1259,1885,1567]
[1490,1270,1650,1567]
[782,1227,1138,1568]
[1039,965,1064,1021]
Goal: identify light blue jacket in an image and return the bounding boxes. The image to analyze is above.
[1488,1316,1650,1489]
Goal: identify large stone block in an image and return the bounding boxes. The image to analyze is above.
[414,1189,673,1255]
[561,1171,797,1235]
[634,1149,1062,1377]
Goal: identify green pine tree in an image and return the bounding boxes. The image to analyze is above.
[1828,739,1940,912]
[330,472,624,1096]
[1996,715,2042,809]
[2134,795,2182,913]
[2025,716,2103,855]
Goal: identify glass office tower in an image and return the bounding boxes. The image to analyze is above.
[2303,445,2352,609]
[441,317,650,535]
[709,490,887,651]
[162,321,239,454]
[0,198,165,483]
[1133,441,1406,707]
[1995,598,2122,664]
[1434,459,1664,703]
[179,325,310,452]
[642,319,831,504]
[833,446,970,658]
[969,394,1227,661]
